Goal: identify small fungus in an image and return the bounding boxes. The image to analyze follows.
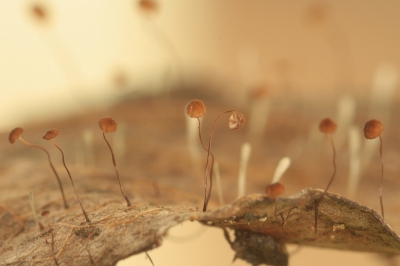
[43,129,90,222]
[31,3,48,22]
[363,119,383,140]
[138,0,158,14]
[315,118,337,234]
[29,190,45,230]
[229,112,245,130]
[363,119,384,218]
[9,127,68,209]
[266,157,291,218]
[187,99,206,118]
[186,100,245,212]
[99,117,131,207]
[266,182,285,199]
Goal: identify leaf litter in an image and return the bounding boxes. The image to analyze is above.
[1,95,400,265]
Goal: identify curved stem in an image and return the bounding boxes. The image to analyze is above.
[202,110,234,212]
[19,137,69,209]
[103,133,131,207]
[315,133,336,234]
[197,118,214,211]
[52,139,90,222]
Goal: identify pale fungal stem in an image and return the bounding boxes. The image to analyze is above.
[213,162,224,206]
[29,190,44,230]
[237,47,261,89]
[334,95,356,151]
[112,121,127,162]
[74,141,85,166]
[185,113,202,163]
[247,92,272,142]
[237,142,252,198]
[369,64,398,123]
[347,125,361,198]
[272,157,291,184]
[83,130,95,167]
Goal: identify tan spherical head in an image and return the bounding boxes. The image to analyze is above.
[266,182,285,198]
[99,117,118,133]
[229,111,245,130]
[186,99,206,118]
[32,4,46,19]
[9,127,24,144]
[363,119,383,139]
[138,0,158,13]
[43,129,59,140]
[41,210,50,217]
[319,118,337,134]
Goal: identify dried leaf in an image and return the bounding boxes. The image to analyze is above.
[194,189,400,256]
[1,96,400,265]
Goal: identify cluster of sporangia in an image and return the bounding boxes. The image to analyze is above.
[264,118,384,233]
[9,100,384,235]
[9,117,129,223]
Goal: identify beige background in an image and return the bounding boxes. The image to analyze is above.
[1,0,399,265]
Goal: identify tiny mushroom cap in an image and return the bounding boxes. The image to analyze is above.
[319,118,337,134]
[229,111,245,130]
[186,99,206,118]
[250,84,270,99]
[41,210,50,217]
[9,127,24,144]
[99,116,118,133]
[43,129,59,140]
[32,4,47,20]
[266,182,285,198]
[138,0,158,12]
[364,119,383,139]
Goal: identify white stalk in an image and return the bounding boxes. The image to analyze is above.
[272,157,291,184]
[185,114,202,162]
[247,97,272,142]
[335,95,356,151]
[238,142,252,198]
[29,190,44,230]
[347,125,361,198]
[213,162,224,206]
[83,129,94,167]
[362,64,398,171]
[113,121,127,162]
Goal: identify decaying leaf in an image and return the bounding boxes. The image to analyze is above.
[193,189,400,265]
[2,186,399,265]
[0,180,198,265]
[1,95,400,265]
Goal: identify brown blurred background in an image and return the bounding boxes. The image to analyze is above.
[1,0,399,265]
